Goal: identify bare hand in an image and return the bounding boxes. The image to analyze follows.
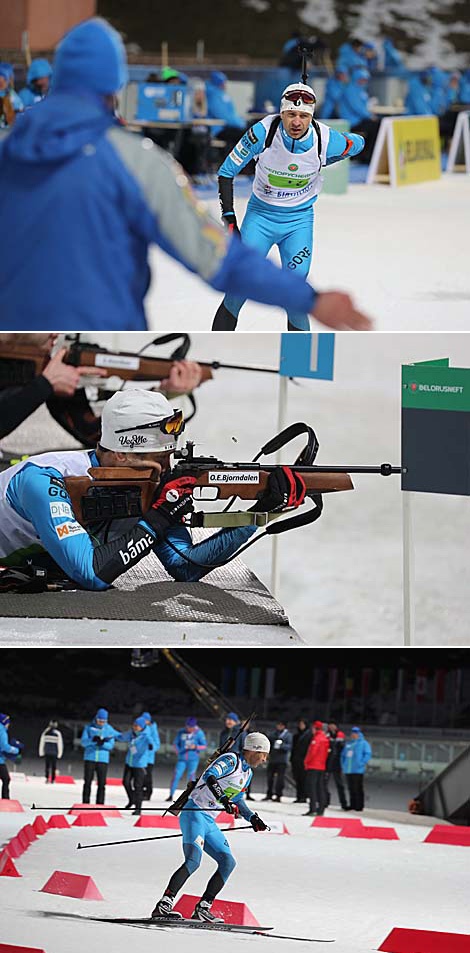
[310,292,373,331]
[42,347,107,397]
[160,360,203,396]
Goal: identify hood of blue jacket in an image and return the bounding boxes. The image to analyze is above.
[2,90,116,163]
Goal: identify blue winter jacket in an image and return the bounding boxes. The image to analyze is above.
[459,71,470,104]
[80,719,118,763]
[0,92,317,330]
[146,721,161,765]
[320,76,348,119]
[174,728,207,760]
[0,723,20,764]
[336,44,367,74]
[117,728,151,768]
[340,731,372,774]
[383,39,403,70]
[337,76,371,125]
[205,80,245,135]
[405,77,433,116]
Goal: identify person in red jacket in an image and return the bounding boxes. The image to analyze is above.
[303,720,330,817]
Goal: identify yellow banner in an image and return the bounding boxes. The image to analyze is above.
[392,117,441,186]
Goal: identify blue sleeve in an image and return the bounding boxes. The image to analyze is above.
[80,726,93,747]
[6,464,109,591]
[218,123,266,177]
[152,523,258,582]
[102,735,115,752]
[152,723,160,751]
[210,234,316,316]
[325,128,365,164]
[362,740,372,765]
[115,730,132,742]
[203,752,238,782]
[196,729,207,750]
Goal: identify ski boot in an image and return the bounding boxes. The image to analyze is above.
[192,899,223,922]
[151,895,182,920]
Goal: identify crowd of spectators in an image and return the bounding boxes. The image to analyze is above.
[264,718,372,814]
[2,33,469,176]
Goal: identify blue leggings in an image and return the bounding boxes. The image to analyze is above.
[224,200,314,331]
[170,756,199,798]
[180,807,236,881]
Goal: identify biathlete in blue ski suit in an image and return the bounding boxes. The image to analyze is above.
[212,82,364,331]
[142,711,160,800]
[80,707,118,804]
[153,732,271,922]
[0,388,308,592]
[169,718,207,799]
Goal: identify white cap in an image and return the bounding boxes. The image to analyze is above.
[243,732,271,753]
[280,82,316,116]
[101,389,180,453]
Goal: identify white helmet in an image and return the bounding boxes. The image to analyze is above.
[101,389,184,453]
[280,82,316,116]
[244,732,270,753]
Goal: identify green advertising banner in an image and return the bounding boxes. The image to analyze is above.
[402,361,470,412]
[402,358,470,496]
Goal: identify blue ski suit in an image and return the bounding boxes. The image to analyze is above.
[0,449,258,590]
[146,721,161,766]
[177,752,255,892]
[217,116,364,329]
[170,728,207,797]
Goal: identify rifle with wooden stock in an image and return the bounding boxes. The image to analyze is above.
[0,333,280,389]
[64,423,403,535]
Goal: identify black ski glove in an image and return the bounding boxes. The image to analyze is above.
[144,475,196,539]
[95,737,105,746]
[250,812,268,832]
[251,466,306,513]
[222,212,240,236]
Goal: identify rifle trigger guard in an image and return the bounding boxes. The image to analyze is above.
[255,422,319,467]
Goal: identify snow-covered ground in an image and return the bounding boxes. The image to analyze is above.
[1,775,469,953]
[145,175,470,334]
[2,333,470,645]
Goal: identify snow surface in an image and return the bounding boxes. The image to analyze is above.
[145,175,470,334]
[1,775,469,953]
[2,333,470,645]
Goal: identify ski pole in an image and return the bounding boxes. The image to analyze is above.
[31,804,231,812]
[76,824,258,850]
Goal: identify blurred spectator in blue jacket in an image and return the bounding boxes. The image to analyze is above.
[336,39,367,73]
[383,38,404,71]
[459,69,470,104]
[141,711,160,801]
[0,64,24,127]
[338,67,371,125]
[205,70,245,141]
[405,72,433,115]
[80,707,118,805]
[362,41,378,72]
[19,59,52,107]
[320,68,349,119]
[338,68,379,163]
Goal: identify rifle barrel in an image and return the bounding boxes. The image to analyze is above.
[204,360,279,375]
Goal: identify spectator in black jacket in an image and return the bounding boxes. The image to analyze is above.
[264,720,293,802]
[326,722,348,810]
[290,717,311,802]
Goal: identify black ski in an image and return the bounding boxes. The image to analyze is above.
[84,915,335,942]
